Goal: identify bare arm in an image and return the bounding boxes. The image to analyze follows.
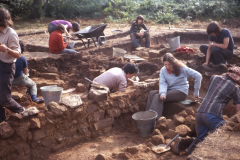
[236,104,240,112]
[23,68,28,75]
[212,37,229,50]
[0,44,21,59]
[203,41,213,65]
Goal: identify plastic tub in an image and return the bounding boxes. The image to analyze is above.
[167,36,180,51]
[40,85,63,108]
[113,47,127,57]
[132,110,158,137]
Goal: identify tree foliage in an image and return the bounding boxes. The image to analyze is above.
[1,0,240,22]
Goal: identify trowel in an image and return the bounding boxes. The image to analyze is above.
[152,134,179,154]
[84,77,107,89]
[180,97,203,105]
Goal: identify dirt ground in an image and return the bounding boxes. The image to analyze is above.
[3,17,240,160]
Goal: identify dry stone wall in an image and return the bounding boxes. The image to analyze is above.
[0,80,161,160]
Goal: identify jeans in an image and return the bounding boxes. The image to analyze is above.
[59,41,76,54]
[0,61,24,123]
[145,90,187,119]
[195,112,225,141]
[130,32,150,48]
[12,74,37,96]
[48,23,56,34]
[200,45,233,65]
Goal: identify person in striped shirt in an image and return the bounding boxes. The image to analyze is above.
[173,69,240,155]
[130,15,150,48]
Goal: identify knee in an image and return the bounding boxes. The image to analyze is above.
[199,45,207,52]
[130,33,135,38]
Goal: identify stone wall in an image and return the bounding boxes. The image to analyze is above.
[0,80,161,160]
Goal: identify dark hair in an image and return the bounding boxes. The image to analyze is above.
[135,15,144,25]
[19,40,25,54]
[163,53,185,76]
[0,8,13,27]
[123,63,139,75]
[56,24,65,33]
[207,21,221,35]
[72,22,80,32]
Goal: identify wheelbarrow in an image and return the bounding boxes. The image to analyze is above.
[74,24,107,48]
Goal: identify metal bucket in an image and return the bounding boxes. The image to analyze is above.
[113,47,127,57]
[132,110,158,137]
[40,85,63,108]
[167,36,180,51]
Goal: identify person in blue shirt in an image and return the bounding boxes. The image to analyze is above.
[200,21,234,65]
[12,41,43,103]
[129,15,150,48]
[145,53,202,119]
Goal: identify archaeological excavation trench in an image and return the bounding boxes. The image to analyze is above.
[1,30,240,160]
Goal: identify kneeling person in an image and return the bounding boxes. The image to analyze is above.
[12,41,43,102]
[93,63,139,92]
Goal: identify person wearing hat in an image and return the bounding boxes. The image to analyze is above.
[172,66,240,155]
[130,15,150,48]
[49,24,76,54]
[48,20,80,38]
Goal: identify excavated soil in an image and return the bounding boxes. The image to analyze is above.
[2,22,240,160]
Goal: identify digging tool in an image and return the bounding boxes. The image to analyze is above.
[84,77,107,89]
[180,97,203,105]
[152,134,180,154]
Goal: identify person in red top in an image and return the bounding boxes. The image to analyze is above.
[49,24,76,54]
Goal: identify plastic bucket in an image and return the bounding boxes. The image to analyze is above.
[132,110,158,137]
[40,85,63,108]
[113,47,127,57]
[167,36,180,51]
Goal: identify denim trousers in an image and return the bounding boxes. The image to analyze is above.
[200,45,233,65]
[195,112,225,141]
[60,41,76,54]
[0,61,24,123]
[130,32,150,48]
[12,74,37,96]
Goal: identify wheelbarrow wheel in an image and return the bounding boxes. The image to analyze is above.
[98,33,106,45]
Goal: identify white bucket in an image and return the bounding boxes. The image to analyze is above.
[40,85,63,108]
[113,47,127,57]
[167,36,180,51]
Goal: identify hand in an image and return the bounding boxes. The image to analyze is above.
[193,95,199,101]
[202,62,208,66]
[160,95,166,101]
[0,44,8,52]
[66,37,70,42]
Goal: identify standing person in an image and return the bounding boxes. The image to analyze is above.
[92,63,139,92]
[130,15,150,48]
[49,24,76,54]
[12,41,44,103]
[48,20,80,37]
[0,8,24,123]
[200,21,234,65]
[145,53,202,119]
[173,67,240,155]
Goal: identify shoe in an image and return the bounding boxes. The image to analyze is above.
[172,136,182,155]
[188,138,201,155]
[33,98,44,103]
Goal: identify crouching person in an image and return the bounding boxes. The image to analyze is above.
[130,15,150,48]
[12,41,43,103]
[92,63,139,92]
[0,8,24,123]
[173,66,240,155]
[49,24,76,54]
